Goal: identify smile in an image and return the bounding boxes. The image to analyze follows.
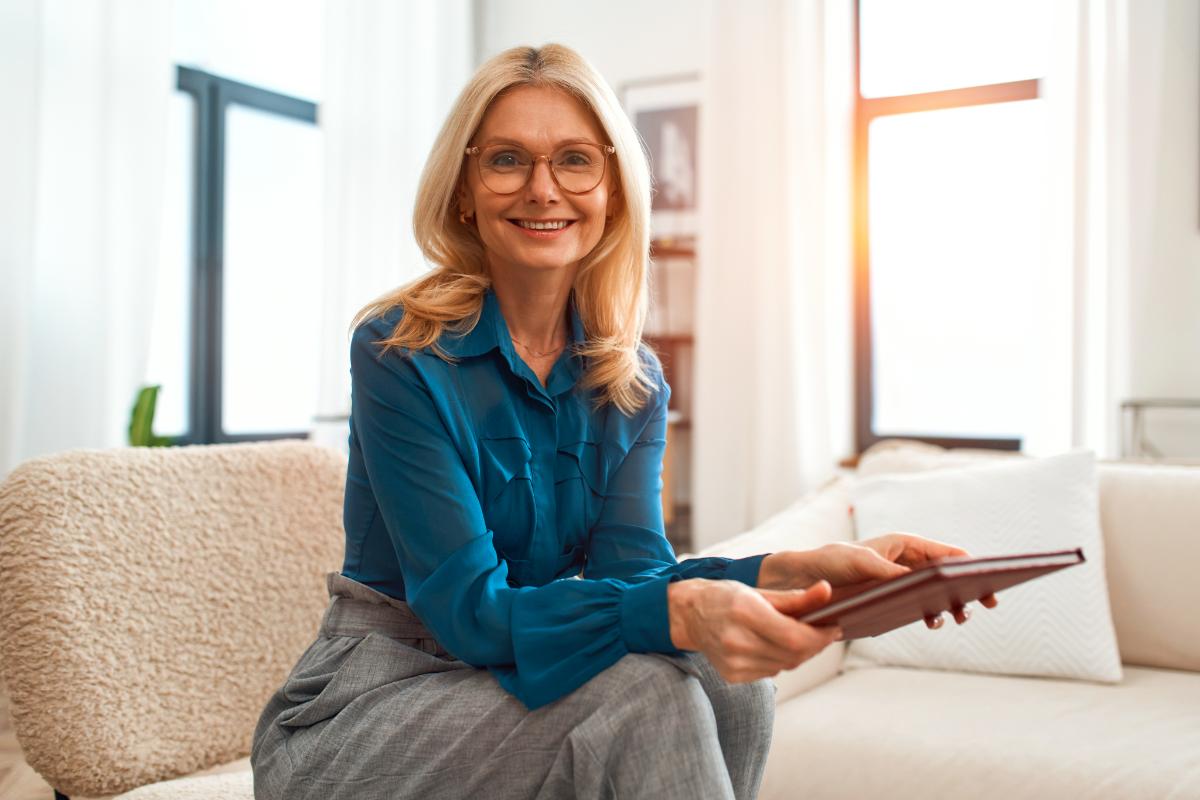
[508,219,575,230]
[506,219,577,239]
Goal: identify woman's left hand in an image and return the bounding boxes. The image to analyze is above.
[757,533,999,629]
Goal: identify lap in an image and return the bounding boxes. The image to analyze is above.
[255,632,731,800]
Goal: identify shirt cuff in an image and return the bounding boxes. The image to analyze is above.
[724,553,770,588]
[618,574,681,653]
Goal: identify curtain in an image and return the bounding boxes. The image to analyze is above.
[1069,0,1133,458]
[311,0,473,452]
[0,0,172,479]
[691,0,856,551]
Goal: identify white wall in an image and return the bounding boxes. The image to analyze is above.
[475,0,704,89]
[1125,0,1200,458]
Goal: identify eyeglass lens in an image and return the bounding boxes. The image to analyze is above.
[477,143,607,194]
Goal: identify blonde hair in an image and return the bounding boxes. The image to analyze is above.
[349,44,657,416]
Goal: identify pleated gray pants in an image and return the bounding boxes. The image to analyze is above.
[251,573,775,799]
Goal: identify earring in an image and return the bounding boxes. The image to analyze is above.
[459,211,474,225]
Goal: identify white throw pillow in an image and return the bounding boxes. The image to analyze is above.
[846,449,1123,683]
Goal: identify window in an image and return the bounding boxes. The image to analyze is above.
[158,66,322,444]
[853,0,1055,454]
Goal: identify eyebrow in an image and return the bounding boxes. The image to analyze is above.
[477,136,601,149]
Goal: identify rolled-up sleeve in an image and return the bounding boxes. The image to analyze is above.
[351,324,719,709]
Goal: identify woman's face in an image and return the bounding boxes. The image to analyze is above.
[459,85,618,279]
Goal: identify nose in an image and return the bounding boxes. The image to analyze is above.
[524,156,560,203]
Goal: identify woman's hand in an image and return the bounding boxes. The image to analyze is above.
[757,543,911,591]
[667,578,843,683]
[857,533,999,626]
[757,533,999,629]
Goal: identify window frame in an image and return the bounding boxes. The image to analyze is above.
[852,0,1040,455]
[174,65,319,445]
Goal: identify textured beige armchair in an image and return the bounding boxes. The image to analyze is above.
[0,441,347,799]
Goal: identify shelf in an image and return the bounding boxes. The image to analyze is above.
[650,244,696,259]
[644,333,694,345]
[667,414,691,431]
[665,502,692,553]
[649,237,696,259]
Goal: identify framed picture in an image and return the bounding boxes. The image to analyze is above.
[620,74,700,242]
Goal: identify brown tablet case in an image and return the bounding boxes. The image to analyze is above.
[796,548,1086,640]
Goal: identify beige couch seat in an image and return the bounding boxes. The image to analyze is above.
[764,665,1200,799]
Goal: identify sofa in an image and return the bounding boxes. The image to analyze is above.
[1,439,1197,798]
[692,440,1200,799]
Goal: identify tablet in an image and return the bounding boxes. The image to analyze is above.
[795,548,1086,640]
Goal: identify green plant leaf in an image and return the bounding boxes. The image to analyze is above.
[129,385,171,447]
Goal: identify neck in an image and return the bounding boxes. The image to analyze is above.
[489,268,574,353]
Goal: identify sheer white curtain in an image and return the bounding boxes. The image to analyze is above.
[1039,0,1134,458]
[0,0,172,479]
[691,0,856,550]
[311,0,473,451]
[1069,0,1132,459]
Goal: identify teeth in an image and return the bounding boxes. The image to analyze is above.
[517,220,569,230]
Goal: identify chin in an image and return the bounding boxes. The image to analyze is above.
[512,258,577,273]
[493,247,583,273]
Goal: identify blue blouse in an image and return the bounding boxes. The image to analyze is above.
[341,286,768,709]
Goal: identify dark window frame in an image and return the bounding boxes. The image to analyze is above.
[852,1,1040,455]
[174,65,318,445]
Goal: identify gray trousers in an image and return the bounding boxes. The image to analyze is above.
[251,573,775,799]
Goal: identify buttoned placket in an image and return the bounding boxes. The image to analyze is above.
[489,294,590,578]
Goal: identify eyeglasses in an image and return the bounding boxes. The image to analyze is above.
[464,141,616,195]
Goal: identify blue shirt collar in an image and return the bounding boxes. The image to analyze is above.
[439,287,586,396]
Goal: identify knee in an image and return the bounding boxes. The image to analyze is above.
[744,677,776,733]
[612,654,715,725]
[707,674,776,745]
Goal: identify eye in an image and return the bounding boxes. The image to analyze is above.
[485,149,529,168]
[556,150,594,167]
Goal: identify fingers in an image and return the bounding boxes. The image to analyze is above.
[850,545,912,580]
[753,583,839,655]
[758,580,833,619]
[879,532,969,566]
[714,625,842,683]
[715,624,797,667]
[693,583,848,684]
[727,586,843,673]
[926,599,992,629]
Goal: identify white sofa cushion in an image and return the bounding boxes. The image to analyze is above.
[857,438,1200,673]
[856,438,1022,477]
[760,665,1200,800]
[846,450,1123,683]
[689,476,856,703]
[1099,463,1200,672]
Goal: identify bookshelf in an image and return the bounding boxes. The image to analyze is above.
[645,237,696,552]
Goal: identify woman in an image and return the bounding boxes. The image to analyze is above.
[251,44,992,800]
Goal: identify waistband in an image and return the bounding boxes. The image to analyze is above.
[320,572,452,658]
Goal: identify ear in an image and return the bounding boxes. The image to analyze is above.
[605,184,622,216]
[456,182,474,216]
